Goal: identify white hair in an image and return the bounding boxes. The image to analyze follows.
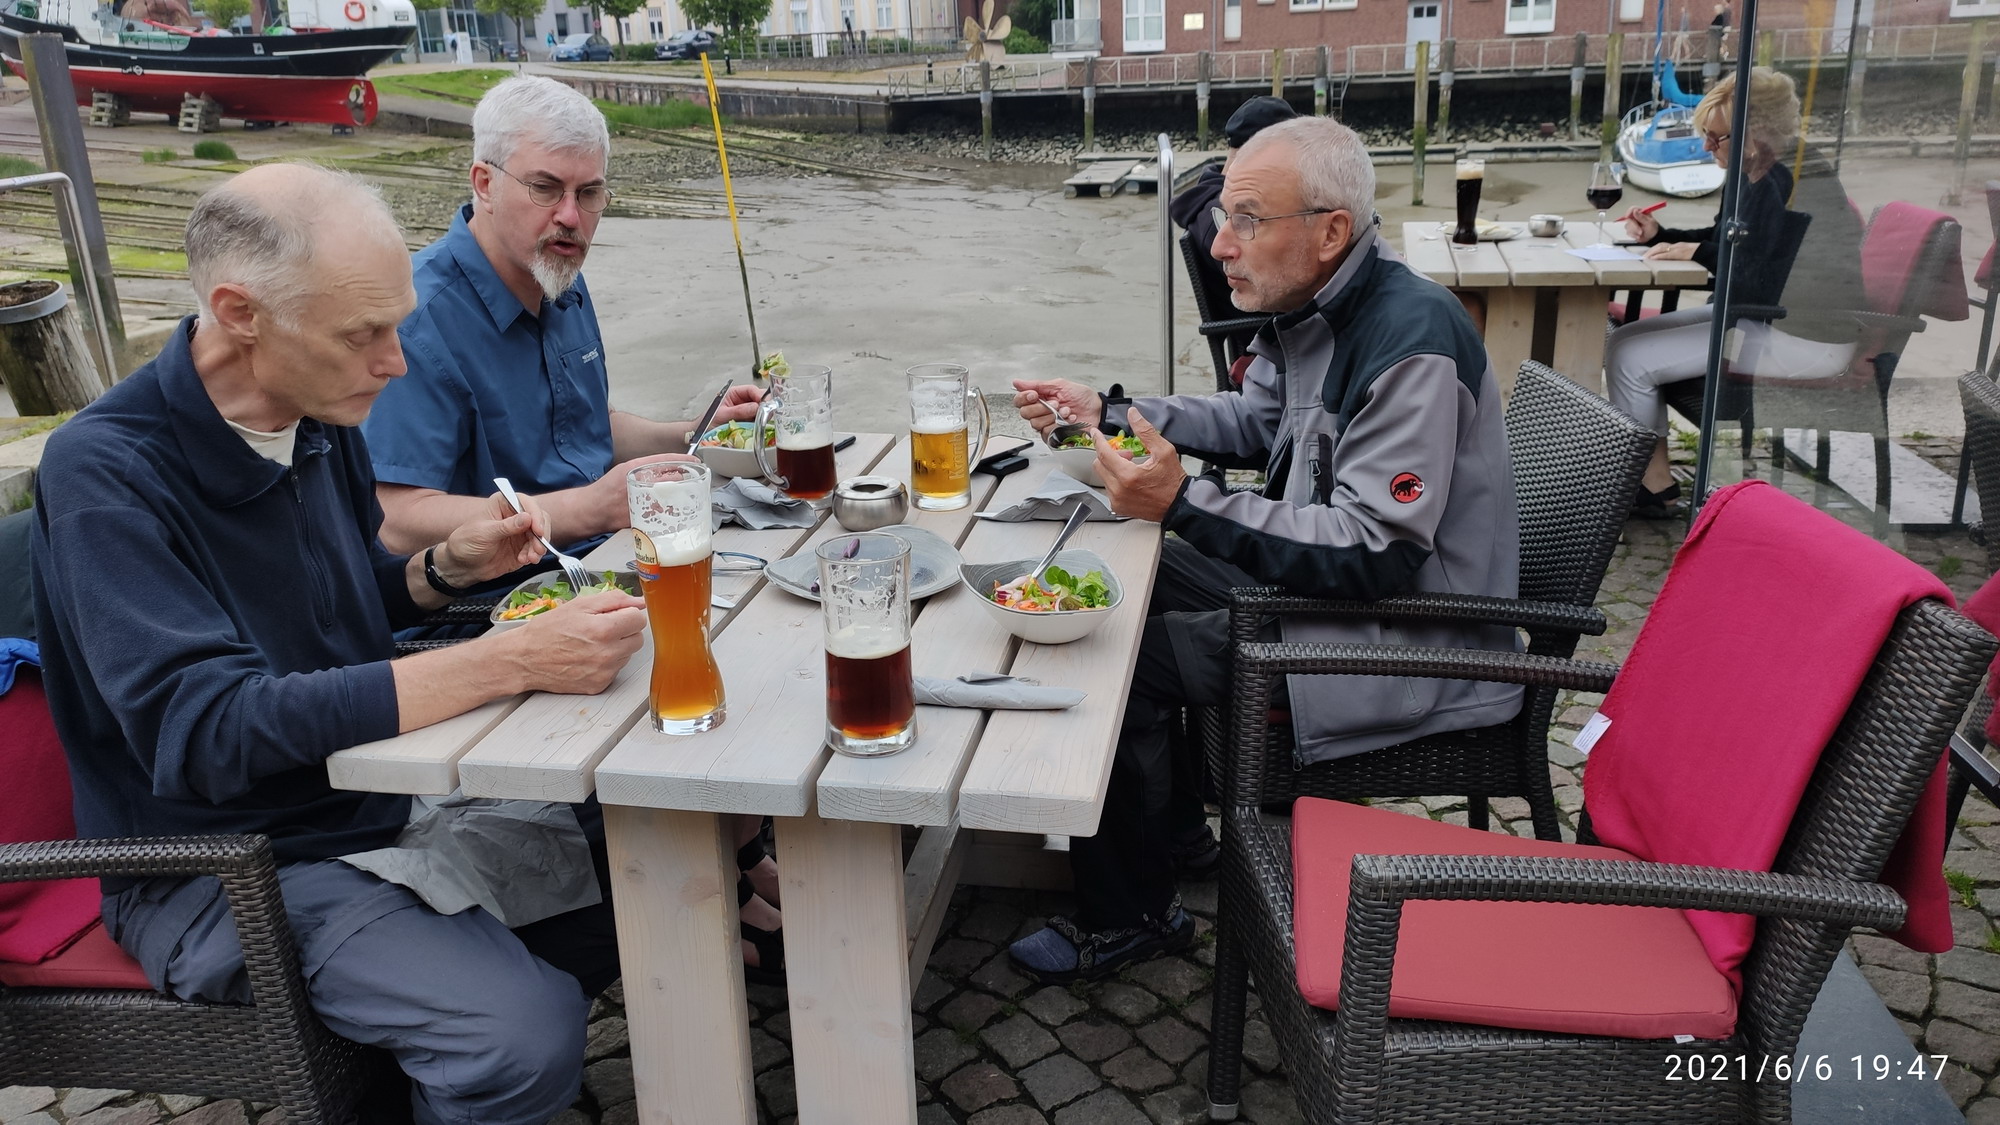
[183,162,402,328]
[471,76,610,171]
[1237,116,1377,240]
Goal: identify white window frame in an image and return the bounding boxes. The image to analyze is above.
[877,0,893,28]
[1288,0,1318,11]
[1223,0,1241,38]
[1618,0,1642,19]
[1951,0,2000,16]
[1504,0,1554,33]
[1122,0,1164,52]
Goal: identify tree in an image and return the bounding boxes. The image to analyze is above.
[679,0,771,49]
[201,0,248,30]
[1006,0,1053,39]
[476,0,542,52]
[598,0,642,43]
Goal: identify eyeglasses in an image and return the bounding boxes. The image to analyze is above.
[1701,131,1731,150]
[487,161,613,213]
[1210,205,1337,242]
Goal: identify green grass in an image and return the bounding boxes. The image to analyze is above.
[1987,928,2000,955]
[191,140,237,161]
[0,154,41,178]
[371,67,513,105]
[1673,429,1701,451]
[1,411,72,446]
[1947,867,1979,909]
[1939,555,1964,581]
[597,99,718,131]
[140,147,178,164]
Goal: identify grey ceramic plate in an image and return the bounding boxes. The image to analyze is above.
[765,524,962,602]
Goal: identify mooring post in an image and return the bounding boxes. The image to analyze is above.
[1314,45,1330,116]
[1436,38,1455,144]
[1601,32,1623,161]
[1196,51,1212,151]
[1082,55,1097,152]
[1843,15,1868,141]
[1755,28,1774,67]
[981,59,994,161]
[20,31,122,380]
[1703,24,1722,92]
[1411,39,1429,207]
[1570,32,1587,140]
[1271,47,1284,98]
[1953,19,1987,205]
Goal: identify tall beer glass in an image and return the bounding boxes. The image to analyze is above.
[818,533,916,757]
[628,462,725,735]
[753,364,837,507]
[1452,159,1484,247]
[907,363,990,512]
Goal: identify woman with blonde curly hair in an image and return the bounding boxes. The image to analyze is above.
[1605,66,1866,517]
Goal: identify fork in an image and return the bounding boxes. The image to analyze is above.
[494,477,595,590]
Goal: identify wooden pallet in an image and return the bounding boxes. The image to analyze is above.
[1062,160,1141,198]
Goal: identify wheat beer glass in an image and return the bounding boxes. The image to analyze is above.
[627,462,725,734]
[818,533,916,757]
[1452,159,1484,247]
[907,363,991,512]
[753,364,837,507]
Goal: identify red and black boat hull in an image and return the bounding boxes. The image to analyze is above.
[0,13,411,125]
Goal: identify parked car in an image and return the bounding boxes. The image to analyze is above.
[654,28,717,60]
[552,32,612,61]
[498,40,526,61]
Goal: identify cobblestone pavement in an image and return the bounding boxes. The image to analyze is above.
[9,450,2000,1125]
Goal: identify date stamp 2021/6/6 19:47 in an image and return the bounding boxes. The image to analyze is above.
[1664,1054,1952,1082]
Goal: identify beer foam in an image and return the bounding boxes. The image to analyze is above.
[911,420,966,436]
[629,476,711,566]
[825,622,908,661]
[777,422,834,451]
[1456,160,1485,180]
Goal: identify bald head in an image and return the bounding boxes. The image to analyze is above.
[185,162,405,328]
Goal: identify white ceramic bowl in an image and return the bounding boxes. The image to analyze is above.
[487,567,640,634]
[959,549,1123,645]
[1047,444,1148,489]
[693,423,769,480]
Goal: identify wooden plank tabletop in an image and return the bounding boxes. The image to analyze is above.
[1496,231,1597,286]
[1398,223,1459,287]
[1399,223,1508,287]
[1555,224,1660,287]
[593,436,1027,818]
[326,434,894,799]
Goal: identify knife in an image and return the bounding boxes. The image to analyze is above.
[685,382,733,451]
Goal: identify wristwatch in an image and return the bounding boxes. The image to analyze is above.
[423,544,472,598]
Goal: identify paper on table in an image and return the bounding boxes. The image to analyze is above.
[975,471,1123,522]
[1568,244,1643,262]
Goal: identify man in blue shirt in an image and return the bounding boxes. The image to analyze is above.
[364,75,761,560]
[32,162,649,1125]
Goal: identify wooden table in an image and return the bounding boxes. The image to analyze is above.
[1400,220,1711,396]
[327,433,1163,1125]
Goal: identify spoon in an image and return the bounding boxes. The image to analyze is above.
[1019,501,1092,587]
[1038,396,1094,447]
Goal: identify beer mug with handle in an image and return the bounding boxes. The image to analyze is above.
[907,363,991,512]
[818,533,916,757]
[628,462,725,734]
[754,364,837,507]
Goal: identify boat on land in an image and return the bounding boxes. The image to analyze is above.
[1616,6,1725,198]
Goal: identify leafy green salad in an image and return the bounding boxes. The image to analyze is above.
[497,572,625,621]
[1055,432,1147,455]
[699,421,776,450]
[987,566,1114,613]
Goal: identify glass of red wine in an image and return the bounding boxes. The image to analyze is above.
[1586,162,1625,247]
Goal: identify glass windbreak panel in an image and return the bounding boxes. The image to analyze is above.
[1653,0,1988,585]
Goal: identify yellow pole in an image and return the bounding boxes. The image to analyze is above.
[700,52,763,377]
[1789,0,1834,205]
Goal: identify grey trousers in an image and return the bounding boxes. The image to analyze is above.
[105,845,618,1125]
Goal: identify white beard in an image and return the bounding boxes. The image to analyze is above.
[530,251,584,302]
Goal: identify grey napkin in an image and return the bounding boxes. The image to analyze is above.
[915,672,1085,710]
[712,476,816,530]
[975,471,1121,522]
[339,792,600,927]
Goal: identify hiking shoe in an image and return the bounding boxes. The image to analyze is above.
[1171,823,1221,878]
[1007,904,1196,984]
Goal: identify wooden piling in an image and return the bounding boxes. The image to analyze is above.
[1271,48,1284,98]
[1954,19,1986,205]
[980,60,993,161]
[1570,33,1588,141]
[1197,51,1212,151]
[1411,39,1429,207]
[1703,24,1722,92]
[1600,33,1623,161]
[1314,45,1330,116]
[0,281,101,415]
[1755,29,1774,67]
[1082,56,1097,152]
[1436,39,1455,144]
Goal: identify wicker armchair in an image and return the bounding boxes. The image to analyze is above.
[1196,360,1652,840]
[0,834,398,1125]
[1179,231,1268,394]
[1202,592,1993,1123]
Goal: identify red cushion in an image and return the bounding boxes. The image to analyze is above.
[0,918,149,990]
[1291,799,1738,1040]
[1862,201,1968,321]
[0,670,104,964]
[1605,301,1661,322]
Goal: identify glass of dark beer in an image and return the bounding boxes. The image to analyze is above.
[753,364,837,508]
[627,462,725,735]
[818,533,916,757]
[1452,159,1484,247]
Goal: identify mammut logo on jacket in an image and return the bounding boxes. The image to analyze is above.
[1390,473,1425,503]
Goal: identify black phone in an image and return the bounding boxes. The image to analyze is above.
[974,440,1034,476]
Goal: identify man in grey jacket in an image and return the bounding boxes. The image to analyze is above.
[1008,116,1523,982]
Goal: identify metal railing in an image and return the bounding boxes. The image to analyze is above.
[1051,17,1100,51]
[883,23,1993,98]
[746,25,959,58]
[0,171,116,390]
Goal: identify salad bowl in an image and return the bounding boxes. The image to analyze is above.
[488,568,640,634]
[958,549,1123,645]
[1047,432,1147,489]
[694,421,771,480]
